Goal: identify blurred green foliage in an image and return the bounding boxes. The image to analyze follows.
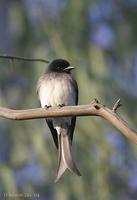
[0,0,137,200]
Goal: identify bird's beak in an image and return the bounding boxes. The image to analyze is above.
[63,66,75,71]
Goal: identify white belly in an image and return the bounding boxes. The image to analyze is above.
[38,76,75,108]
[37,74,76,127]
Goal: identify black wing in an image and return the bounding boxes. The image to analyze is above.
[69,78,78,143]
[46,119,58,149]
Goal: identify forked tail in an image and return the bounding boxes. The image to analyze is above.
[54,127,81,182]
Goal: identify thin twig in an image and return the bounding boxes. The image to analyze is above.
[0,100,137,145]
[112,99,122,112]
[0,54,50,64]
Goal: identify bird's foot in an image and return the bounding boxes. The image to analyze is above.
[58,104,65,108]
[45,105,52,110]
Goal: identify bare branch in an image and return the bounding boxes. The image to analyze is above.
[0,54,50,64]
[0,100,137,145]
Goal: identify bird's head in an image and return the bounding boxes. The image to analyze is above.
[48,59,74,73]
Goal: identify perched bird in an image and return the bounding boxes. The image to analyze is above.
[36,58,81,182]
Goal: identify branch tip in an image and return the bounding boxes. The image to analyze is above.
[112,99,122,112]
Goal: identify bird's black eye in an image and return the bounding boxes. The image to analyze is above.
[59,66,64,71]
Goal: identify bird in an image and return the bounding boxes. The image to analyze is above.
[36,58,81,182]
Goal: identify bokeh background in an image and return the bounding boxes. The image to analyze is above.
[0,0,137,199]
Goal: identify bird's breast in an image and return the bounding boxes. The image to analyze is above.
[38,74,76,108]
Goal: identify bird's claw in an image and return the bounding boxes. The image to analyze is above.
[58,104,65,108]
[45,105,52,110]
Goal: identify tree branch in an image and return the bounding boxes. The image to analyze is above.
[0,54,50,63]
[0,99,137,145]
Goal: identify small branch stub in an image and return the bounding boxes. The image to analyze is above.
[112,99,122,112]
[91,98,100,110]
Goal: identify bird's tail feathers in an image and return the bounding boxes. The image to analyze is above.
[54,127,81,183]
